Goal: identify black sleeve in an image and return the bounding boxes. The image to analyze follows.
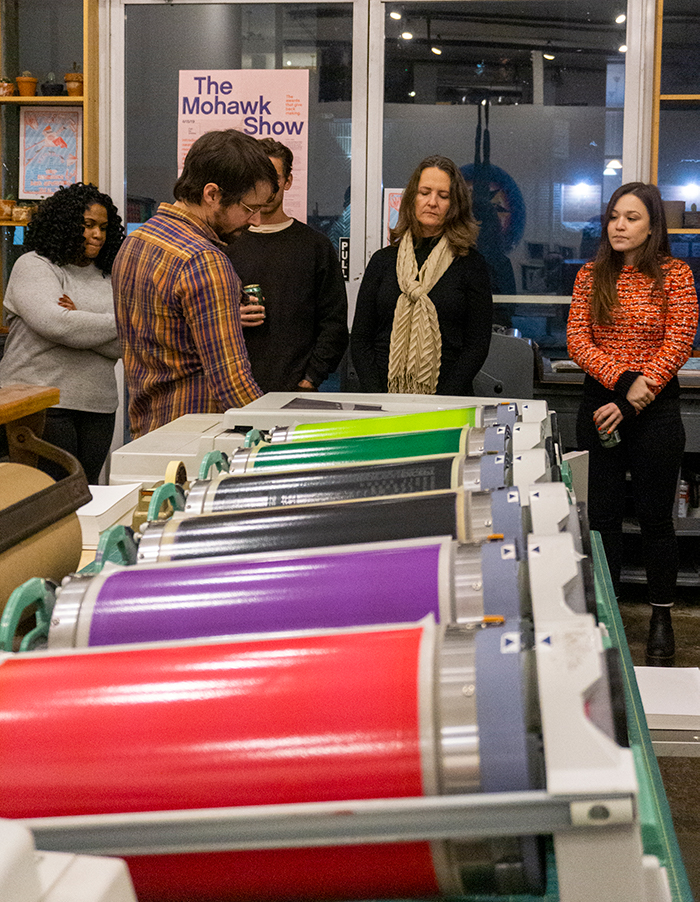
[439,254,494,395]
[304,239,349,386]
[350,251,391,393]
[612,370,643,420]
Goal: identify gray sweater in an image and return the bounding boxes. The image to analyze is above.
[0,251,120,412]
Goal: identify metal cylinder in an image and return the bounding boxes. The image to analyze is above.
[186,455,464,515]
[48,537,528,650]
[50,538,454,648]
[188,449,509,516]
[0,620,543,900]
[137,488,515,566]
[229,425,507,475]
[268,406,483,443]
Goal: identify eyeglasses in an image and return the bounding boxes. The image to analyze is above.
[212,186,265,216]
[238,199,265,215]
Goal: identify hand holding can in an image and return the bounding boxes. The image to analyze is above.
[242,284,265,307]
[240,284,266,327]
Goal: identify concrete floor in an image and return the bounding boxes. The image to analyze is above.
[618,586,700,898]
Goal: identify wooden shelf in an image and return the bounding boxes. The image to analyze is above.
[659,94,700,102]
[669,229,700,234]
[0,96,83,104]
[0,384,60,426]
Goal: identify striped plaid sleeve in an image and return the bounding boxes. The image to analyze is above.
[179,248,262,408]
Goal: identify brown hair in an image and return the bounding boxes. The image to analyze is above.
[390,155,479,256]
[590,182,671,325]
[174,129,278,207]
[258,138,293,179]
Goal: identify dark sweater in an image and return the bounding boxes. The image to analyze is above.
[225,220,348,392]
[350,240,493,395]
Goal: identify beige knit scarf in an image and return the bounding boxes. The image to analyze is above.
[387,232,455,394]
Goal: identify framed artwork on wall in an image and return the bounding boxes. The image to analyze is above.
[19,106,82,200]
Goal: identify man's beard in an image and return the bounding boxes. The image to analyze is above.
[218,223,251,242]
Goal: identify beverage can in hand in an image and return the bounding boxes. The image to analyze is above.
[598,424,621,448]
[242,284,265,307]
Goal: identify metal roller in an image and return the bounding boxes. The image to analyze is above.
[36,536,527,649]
[266,403,515,444]
[138,486,525,566]
[230,424,509,475]
[186,451,509,516]
[0,619,545,900]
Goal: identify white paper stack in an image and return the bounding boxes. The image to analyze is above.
[77,483,141,548]
[634,666,700,730]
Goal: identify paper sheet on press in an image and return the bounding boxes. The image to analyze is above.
[634,666,700,730]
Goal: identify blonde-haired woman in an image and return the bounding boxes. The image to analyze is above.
[351,155,493,396]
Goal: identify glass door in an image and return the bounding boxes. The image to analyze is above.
[367,0,633,357]
[115,0,369,303]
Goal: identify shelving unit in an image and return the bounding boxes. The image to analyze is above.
[0,0,98,314]
[650,0,700,226]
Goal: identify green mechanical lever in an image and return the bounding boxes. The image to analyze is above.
[147,481,186,522]
[0,577,56,652]
[198,450,230,480]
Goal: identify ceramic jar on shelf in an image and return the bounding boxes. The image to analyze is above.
[16,73,38,97]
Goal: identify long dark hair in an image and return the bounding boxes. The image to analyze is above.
[390,155,479,256]
[25,182,125,275]
[591,182,671,325]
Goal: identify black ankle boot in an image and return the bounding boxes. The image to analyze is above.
[646,606,675,663]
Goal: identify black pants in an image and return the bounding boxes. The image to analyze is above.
[576,395,684,606]
[41,407,116,485]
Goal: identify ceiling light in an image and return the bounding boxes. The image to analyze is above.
[390,10,402,19]
[431,46,442,55]
[616,13,626,24]
[543,53,555,60]
[401,31,413,40]
[618,44,627,53]
[408,90,416,97]
[607,159,622,169]
[603,167,617,176]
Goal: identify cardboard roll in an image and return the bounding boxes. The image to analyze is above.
[0,463,82,612]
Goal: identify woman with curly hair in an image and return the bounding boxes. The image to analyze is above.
[0,182,125,483]
[351,155,493,395]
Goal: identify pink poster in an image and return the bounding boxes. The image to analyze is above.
[178,70,309,222]
[383,188,404,246]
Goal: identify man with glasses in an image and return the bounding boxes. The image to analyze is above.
[225,139,348,393]
[112,129,277,438]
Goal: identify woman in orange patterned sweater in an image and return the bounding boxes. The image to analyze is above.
[567,182,698,663]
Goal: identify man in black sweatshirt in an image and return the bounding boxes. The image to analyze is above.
[225,139,348,392]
